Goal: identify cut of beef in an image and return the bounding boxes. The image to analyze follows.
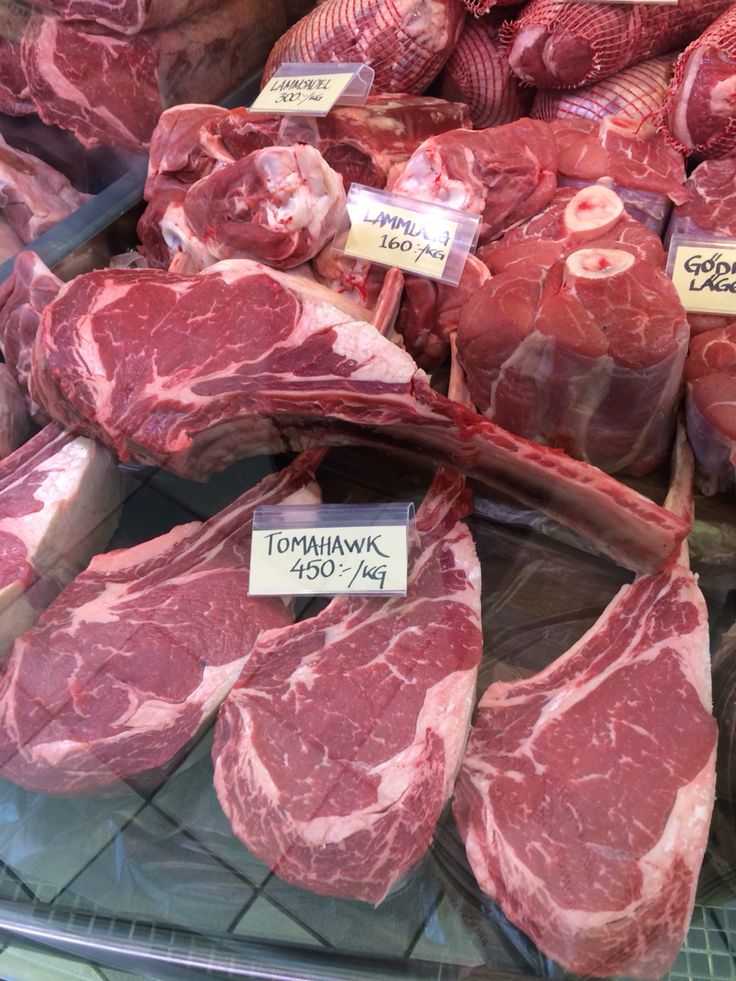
[21,0,287,151]
[29,260,689,574]
[478,185,666,277]
[0,423,122,656]
[0,133,90,243]
[0,364,32,459]
[0,250,61,420]
[262,0,465,96]
[213,467,482,904]
[392,119,559,245]
[684,323,736,495]
[453,431,717,979]
[507,0,732,89]
[439,12,531,129]
[532,54,676,125]
[0,451,320,795]
[662,6,736,159]
[31,0,213,35]
[0,0,33,115]
[552,115,686,234]
[457,247,689,476]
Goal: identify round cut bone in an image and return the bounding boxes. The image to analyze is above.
[563,185,625,239]
[565,247,636,279]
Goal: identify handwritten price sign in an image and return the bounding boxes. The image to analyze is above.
[251,63,374,116]
[336,185,480,285]
[667,238,736,316]
[248,502,413,597]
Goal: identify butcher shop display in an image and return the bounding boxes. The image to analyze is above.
[3,0,736,975]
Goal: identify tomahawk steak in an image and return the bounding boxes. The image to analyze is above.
[213,467,482,904]
[453,430,717,979]
[28,259,688,574]
[0,451,320,794]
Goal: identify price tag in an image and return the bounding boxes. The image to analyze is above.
[667,236,736,316]
[249,502,414,597]
[251,62,374,116]
[333,185,481,285]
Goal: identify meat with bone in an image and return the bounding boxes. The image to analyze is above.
[397,255,490,370]
[29,260,688,573]
[0,0,33,116]
[213,467,481,904]
[662,6,736,159]
[0,423,122,657]
[0,134,89,244]
[29,0,213,35]
[145,95,472,201]
[553,115,686,234]
[453,430,716,979]
[478,185,666,276]
[178,145,345,271]
[21,0,287,152]
[457,246,689,476]
[392,118,559,245]
[0,364,32,460]
[507,0,732,90]
[439,13,531,129]
[262,0,465,96]
[532,54,676,125]
[312,247,388,308]
[0,451,320,795]
[684,323,736,495]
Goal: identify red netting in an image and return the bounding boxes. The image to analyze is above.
[531,54,675,124]
[460,0,518,15]
[661,6,736,158]
[262,0,465,94]
[504,0,734,90]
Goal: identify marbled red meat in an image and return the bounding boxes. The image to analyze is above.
[684,323,736,494]
[28,260,689,573]
[457,247,689,475]
[30,0,212,34]
[213,468,481,904]
[0,0,33,115]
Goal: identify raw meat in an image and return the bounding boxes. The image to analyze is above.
[457,247,689,476]
[30,0,213,34]
[507,0,732,89]
[392,119,559,245]
[0,250,61,419]
[552,115,686,233]
[397,255,490,370]
[453,430,717,979]
[0,134,89,243]
[262,0,465,96]
[213,467,482,904]
[146,95,472,200]
[0,364,32,459]
[179,145,345,271]
[0,0,33,115]
[312,247,387,309]
[0,423,122,656]
[21,0,287,152]
[459,0,517,13]
[0,216,23,264]
[0,451,321,795]
[439,13,531,129]
[665,157,736,335]
[662,6,736,159]
[532,54,676,125]
[29,259,689,574]
[684,323,736,495]
[478,185,666,277]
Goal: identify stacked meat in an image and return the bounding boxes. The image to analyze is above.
[4,0,736,977]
